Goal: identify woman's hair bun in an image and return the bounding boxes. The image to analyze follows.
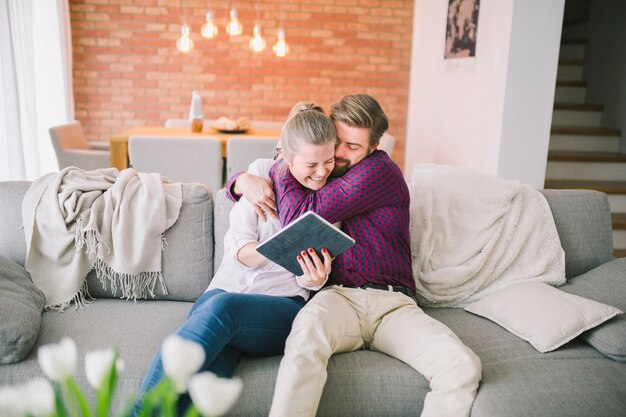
[288,102,325,119]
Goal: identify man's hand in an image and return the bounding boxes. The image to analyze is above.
[234,173,277,221]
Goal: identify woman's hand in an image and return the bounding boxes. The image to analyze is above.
[297,248,332,288]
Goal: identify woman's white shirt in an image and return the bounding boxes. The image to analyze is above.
[208,159,326,299]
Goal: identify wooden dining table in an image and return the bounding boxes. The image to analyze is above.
[108,126,282,170]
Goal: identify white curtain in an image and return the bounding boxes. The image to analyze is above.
[0,0,74,181]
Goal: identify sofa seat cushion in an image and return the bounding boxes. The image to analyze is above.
[0,299,192,413]
[472,358,626,417]
[0,256,45,364]
[463,282,621,353]
[561,258,626,361]
[230,351,428,417]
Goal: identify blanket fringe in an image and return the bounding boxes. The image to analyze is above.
[73,214,168,304]
[45,280,92,312]
[93,258,168,302]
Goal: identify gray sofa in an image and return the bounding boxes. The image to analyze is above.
[1,180,625,417]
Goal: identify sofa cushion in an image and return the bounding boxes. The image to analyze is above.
[561,258,626,361]
[86,184,214,301]
[0,298,193,414]
[464,282,621,353]
[213,189,236,275]
[472,357,626,417]
[0,181,29,266]
[0,255,45,364]
[540,189,614,278]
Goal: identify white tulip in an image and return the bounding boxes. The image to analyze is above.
[188,372,243,417]
[37,337,77,382]
[85,348,125,390]
[22,378,55,417]
[161,335,205,393]
[0,385,27,417]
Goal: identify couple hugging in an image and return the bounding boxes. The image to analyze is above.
[137,94,482,417]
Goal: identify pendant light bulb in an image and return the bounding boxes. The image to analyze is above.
[201,11,218,39]
[273,28,289,57]
[249,24,266,52]
[176,23,194,53]
[225,7,243,36]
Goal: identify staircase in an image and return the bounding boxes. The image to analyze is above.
[544,36,626,258]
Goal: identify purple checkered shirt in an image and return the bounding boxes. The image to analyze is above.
[269,150,414,292]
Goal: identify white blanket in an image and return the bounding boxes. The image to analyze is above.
[22,167,182,310]
[410,164,565,307]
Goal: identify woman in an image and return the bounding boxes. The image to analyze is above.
[136,102,338,411]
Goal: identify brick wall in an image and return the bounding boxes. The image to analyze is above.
[70,0,413,166]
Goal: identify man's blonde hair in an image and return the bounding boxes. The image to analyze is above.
[330,94,388,148]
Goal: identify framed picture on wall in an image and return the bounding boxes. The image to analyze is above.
[444,0,480,59]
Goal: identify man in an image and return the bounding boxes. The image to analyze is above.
[227,94,481,417]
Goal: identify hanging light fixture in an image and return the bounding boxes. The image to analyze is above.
[273,1,288,57]
[250,24,266,52]
[201,10,218,39]
[249,0,266,52]
[225,3,243,36]
[177,23,194,53]
[273,27,288,57]
[176,0,193,52]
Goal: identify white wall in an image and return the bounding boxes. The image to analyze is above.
[498,0,564,186]
[404,0,564,188]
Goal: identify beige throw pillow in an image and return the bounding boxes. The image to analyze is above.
[464,282,622,353]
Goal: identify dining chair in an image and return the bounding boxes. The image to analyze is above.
[378,133,395,155]
[226,136,279,178]
[129,135,224,193]
[49,121,110,171]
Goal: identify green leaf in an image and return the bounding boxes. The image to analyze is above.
[163,386,178,417]
[66,377,92,417]
[183,405,201,417]
[96,349,119,417]
[53,382,68,417]
[136,377,177,417]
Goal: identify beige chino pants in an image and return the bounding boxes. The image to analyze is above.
[269,285,482,417]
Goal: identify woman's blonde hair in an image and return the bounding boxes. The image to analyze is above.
[280,102,337,159]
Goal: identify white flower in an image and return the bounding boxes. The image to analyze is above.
[188,372,243,417]
[37,337,77,382]
[85,348,125,390]
[161,335,205,393]
[0,385,27,417]
[22,379,55,417]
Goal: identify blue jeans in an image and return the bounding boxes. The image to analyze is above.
[136,289,305,413]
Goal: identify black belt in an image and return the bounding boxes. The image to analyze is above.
[339,283,415,300]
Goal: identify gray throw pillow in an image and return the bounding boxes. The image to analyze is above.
[561,258,626,361]
[0,255,45,364]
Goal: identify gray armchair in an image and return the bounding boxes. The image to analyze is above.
[49,121,110,171]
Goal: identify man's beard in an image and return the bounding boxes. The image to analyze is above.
[331,158,352,177]
[331,147,373,178]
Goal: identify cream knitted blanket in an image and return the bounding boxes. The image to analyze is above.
[22,167,182,310]
[410,164,565,308]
